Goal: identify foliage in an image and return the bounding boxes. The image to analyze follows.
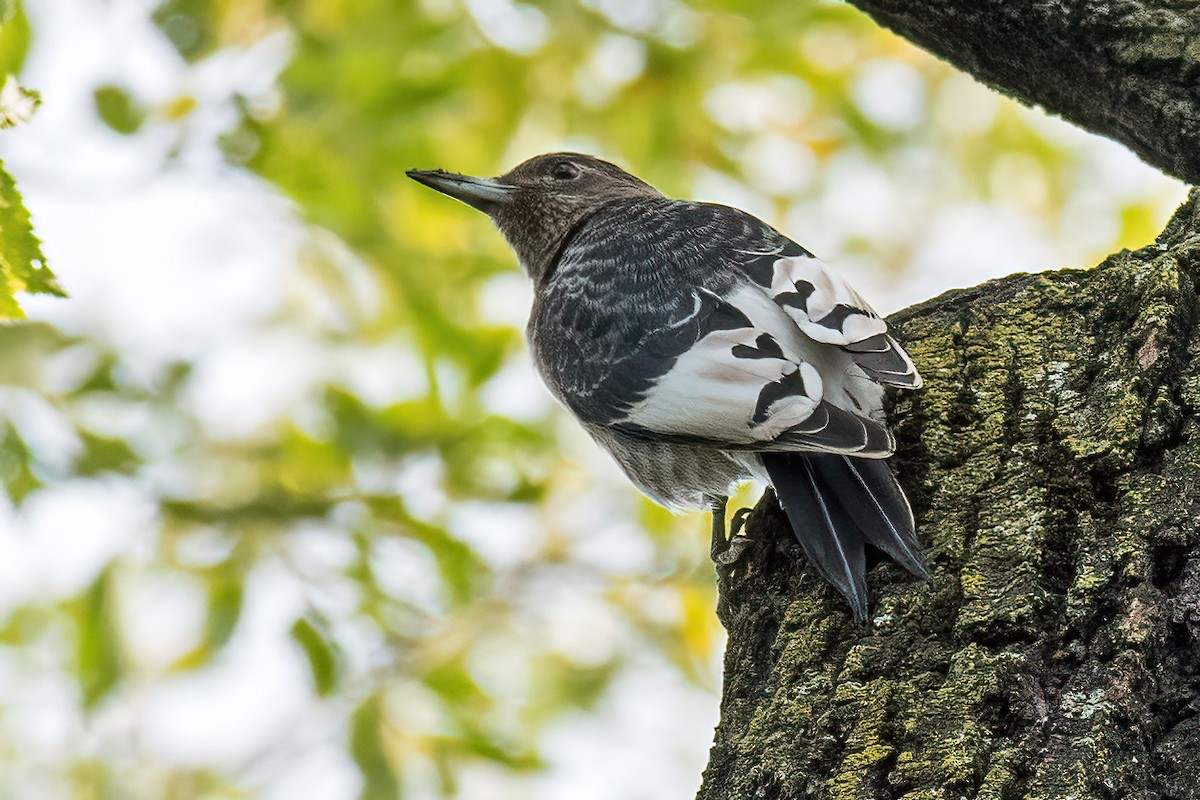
[0,0,1184,797]
[0,157,60,317]
[0,2,60,318]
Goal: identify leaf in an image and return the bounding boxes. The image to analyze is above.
[74,431,141,477]
[365,495,489,608]
[201,563,244,649]
[0,0,30,78]
[0,421,38,503]
[422,657,487,710]
[171,560,244,670]
[291,615,342,697]
[0,158,63,319]
[92,84,145,135]
[152,0,218,62]
[161,493,337,525]
[75,567,123,710]
[350,693,400,800]
[0,320,70,389]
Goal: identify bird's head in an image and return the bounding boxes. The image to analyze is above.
[407,152,662,281]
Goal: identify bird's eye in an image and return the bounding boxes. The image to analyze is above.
[552,161,581,180]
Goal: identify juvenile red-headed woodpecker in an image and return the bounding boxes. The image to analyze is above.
[408,153,924,620]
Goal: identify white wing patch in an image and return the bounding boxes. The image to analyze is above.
[764,254,922,388]
[616,286,893,455]
[619,295,821,443]
[769,255,888,345]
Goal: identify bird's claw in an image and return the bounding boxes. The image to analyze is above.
[730,507,752,537]
[714,507,754,566]
[715,533,753,565]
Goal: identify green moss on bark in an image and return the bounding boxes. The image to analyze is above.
[699,192,1200,800]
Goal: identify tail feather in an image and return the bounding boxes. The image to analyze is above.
[760,452,923,621]
[762,453,869,619]
[815,455,926,577]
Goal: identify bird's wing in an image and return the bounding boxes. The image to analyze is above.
[602,282,894,457]
[529,199,916,455]
[741,243,922,389]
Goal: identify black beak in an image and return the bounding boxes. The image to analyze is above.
[406,169,516,213]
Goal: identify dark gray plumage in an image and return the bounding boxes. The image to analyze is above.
[407,153,925,620]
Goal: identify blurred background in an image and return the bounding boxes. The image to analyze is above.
[0,0,1186,797]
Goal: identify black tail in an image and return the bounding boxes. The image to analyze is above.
[760,452,925,621]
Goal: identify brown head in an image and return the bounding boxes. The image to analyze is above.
[407,153,663,282]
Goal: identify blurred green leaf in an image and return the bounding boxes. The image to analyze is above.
[0,605,46,645]
[69,353,121,395]
[290,614,341,696]
[173,560,244,670]
[201,563,243,650]
[75,431,141,477]
[276,427,353,494]
[74,568,123,710]
[151,0,218,62]
[0,320,70,386]
[93,85,145,135]
[0,421,39,503]
[350,693,400,800]
[366,496,489,608]
[0,0,30,78]
[162,493,337,526]
[525,654,619,725]
[422,657,488,711]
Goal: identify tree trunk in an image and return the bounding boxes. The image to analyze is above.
[696,3,1200,795]
[698,191,1200,799]
[842,0,1200,185]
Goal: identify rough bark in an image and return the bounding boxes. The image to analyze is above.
[698,191,1200,799]
[841,0,1200,185]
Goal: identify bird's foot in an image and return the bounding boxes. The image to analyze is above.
[713,507,754,566]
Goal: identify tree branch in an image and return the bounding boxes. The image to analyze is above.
[843,0,1200,184]
[699,189,1200,799]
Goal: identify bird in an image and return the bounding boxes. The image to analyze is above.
[407,153,925,620]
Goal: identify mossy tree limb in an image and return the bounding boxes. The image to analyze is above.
[699,192,1200,799]
[842,0,1200,184]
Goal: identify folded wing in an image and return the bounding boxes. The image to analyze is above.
[604,283,894,457]
[744,246,922,389]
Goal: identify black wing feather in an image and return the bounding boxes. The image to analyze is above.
[843,334,922,388]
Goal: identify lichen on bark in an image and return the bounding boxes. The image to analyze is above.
[699,191,1200,800]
